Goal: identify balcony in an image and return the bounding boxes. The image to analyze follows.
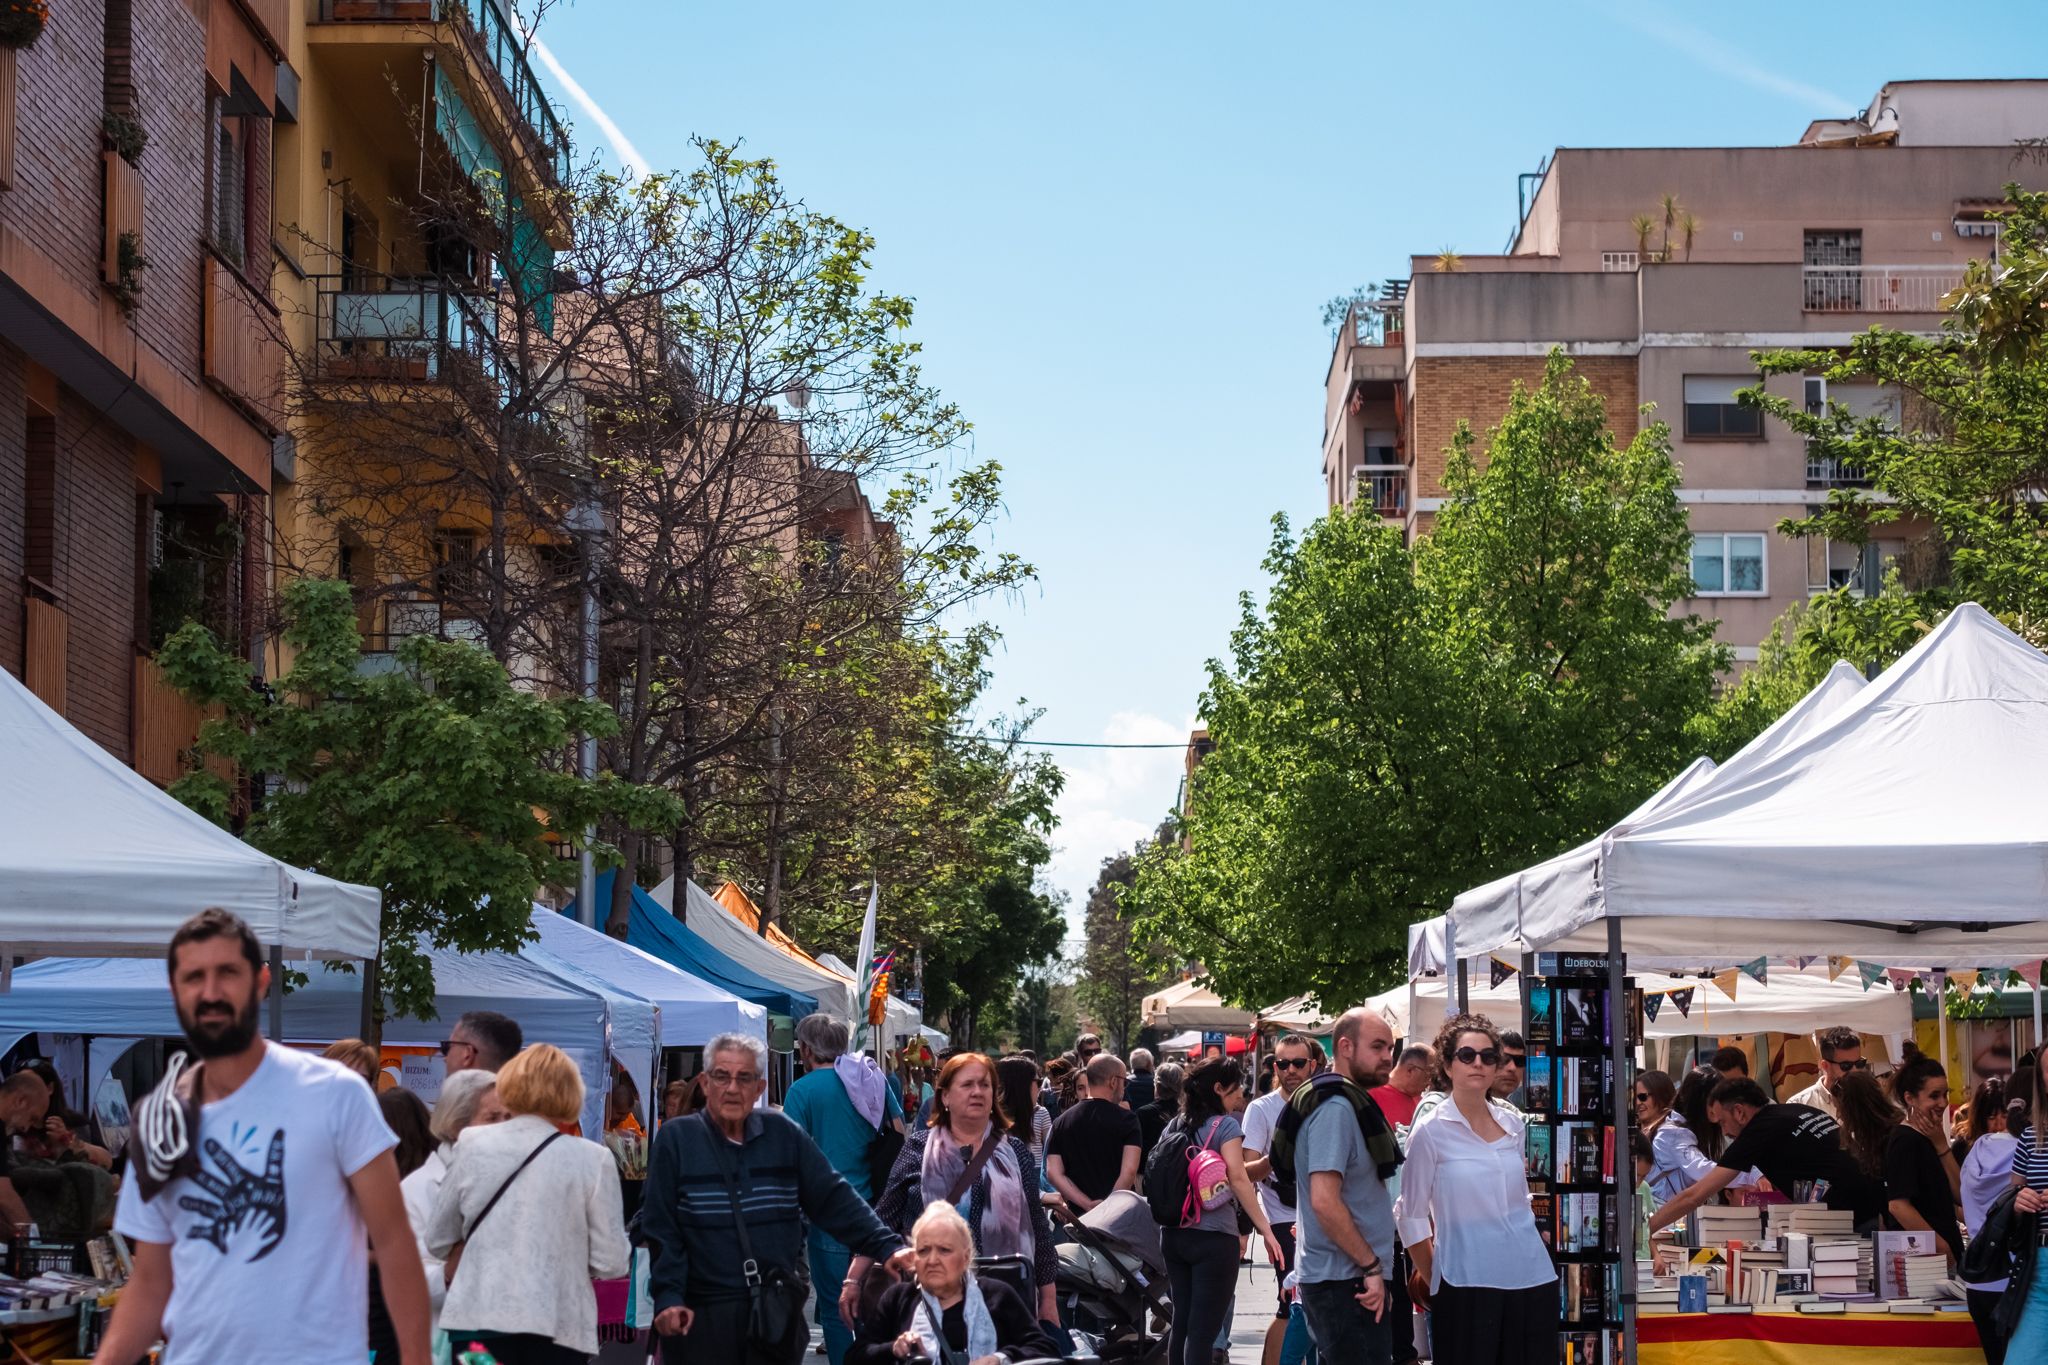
[1806,452,1873,488]
[1801,265,1965,315]
[314,273,495,384]
[359,599,485,675]
[203,255,285,432]
[1354,465,1407,519]
[23,585,66,713]
[317,0,572,189]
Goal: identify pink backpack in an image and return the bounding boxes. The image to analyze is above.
[1182,1119,1232,1226]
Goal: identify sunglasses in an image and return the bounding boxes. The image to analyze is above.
[437,1039,471,1056]
[1833,1058,1869,1072]
[1274,1057,1313,1072]
[1452,1046,1502,1067]
[1632,1092,1651,1105]
[1501,1053,1526,1067]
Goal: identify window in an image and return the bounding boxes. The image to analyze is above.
[1601,251,1639,273]
[1691,533,1767,596]
[433,527,483,604]
[1682,376,1763,439]
[1803,230,1863,311]
[209,96,247,265]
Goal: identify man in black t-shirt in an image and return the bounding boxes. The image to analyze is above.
[1045,1054,1142,1211]
[1647,1077,1886,1233]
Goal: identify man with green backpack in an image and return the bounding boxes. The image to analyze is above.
[1264,1008,1400,1365]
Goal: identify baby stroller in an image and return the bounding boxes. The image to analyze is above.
[1053,1190,1171,1365]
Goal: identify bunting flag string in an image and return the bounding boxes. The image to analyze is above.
[1827,956,1853,983]
[1643,993,1664,1023]
[1489,956,1518,990]
[1950,969,1979,1000]
[1856,960,1887,991]
[1712,968,1741,1001]
[1791,955,1817,971]
[1887,967,1916,992]
[2018,961,2045,989]
[1670,988,1694,1019]
[1738,956,1769,987]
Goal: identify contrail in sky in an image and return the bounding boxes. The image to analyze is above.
[523,26,654,180]
[1597,5,1855,117]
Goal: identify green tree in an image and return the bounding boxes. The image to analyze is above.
[158,578,681,1020]
[1074,840,1173,1055]
[1696,184,2048,750]
[1129,351,1722,1008]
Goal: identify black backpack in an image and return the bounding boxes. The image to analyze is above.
[1142,1116,1197,1226]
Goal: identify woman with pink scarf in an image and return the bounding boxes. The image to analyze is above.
[844,1053,1060,1330]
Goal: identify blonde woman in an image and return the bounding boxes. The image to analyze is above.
[427,1045,629,1364]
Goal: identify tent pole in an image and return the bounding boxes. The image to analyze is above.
[268,945,284,1041]
[1609,917,1636,1365]
[1935,970,1949,1082]
[1455,958,1469,1014]
[2033,974,2043,1054]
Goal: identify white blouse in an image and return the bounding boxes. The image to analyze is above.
[1646,1120,1760,1204]
[1393,1098,1555,1292]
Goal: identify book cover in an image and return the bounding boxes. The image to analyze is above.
[1527,985,1554,1044]
[1677,1275,1708,1312]
[1526,1055,1554,1110]
[1561,987,1598,1045]
[1525,1121,1553,1181]
[1571,1122,1604,1182]
[1532,1192,1555,1249]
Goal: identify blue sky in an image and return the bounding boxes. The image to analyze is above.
[539,3,2041,943]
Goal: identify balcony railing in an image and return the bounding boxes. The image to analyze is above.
[1354,465,1407,518]
[318,0,572,187]
[314,272,495,384]
[1806,452,1873,487]
[1346,300,1406,348]
[1802,265,1965,314]
[360,600,487,673]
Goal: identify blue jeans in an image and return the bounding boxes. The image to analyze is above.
[2007,1260,2048,1364]
[1278,1299,1318,1365]
[806,1226,853,1365]
[1299,1278,1393,1365]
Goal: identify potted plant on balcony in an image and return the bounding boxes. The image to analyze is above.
[102,110,147,166]
[0,0,47,48]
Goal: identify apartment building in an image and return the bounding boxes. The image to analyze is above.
[270,0,576,679]
[1323,79,2048,658]
[0,0,285,779]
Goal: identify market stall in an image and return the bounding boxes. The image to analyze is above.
[648,875,857,1022]
[1141,978,1256,1033]
[0,666,381,959]
[1637,1309,1981,1365]
[578,871,817,1020]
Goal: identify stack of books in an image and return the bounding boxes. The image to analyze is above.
[1690,1205,1763,1247]
[1809,1238,1872,1296]
[1725,1245,1786,1305]
[1877,1230,1948,1302]
[1766,1205,1856,1239]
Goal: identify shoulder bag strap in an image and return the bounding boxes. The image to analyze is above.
[705,1116,765,1287]
[943,1130,1004,1207]
[464,1130,564,1242]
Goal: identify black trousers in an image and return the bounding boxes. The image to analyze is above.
[1162,1226,1240,1365]
[1428,1280,1557,1365]
[658,1298,806,1365]
[1969,1286,2008,1365]
[1389,1239,1418,1364]
[444,1331,588,1365]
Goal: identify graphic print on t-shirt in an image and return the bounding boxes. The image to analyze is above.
[178,1125,288,1261]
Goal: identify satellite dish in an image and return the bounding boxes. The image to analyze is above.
[783,381,811,412]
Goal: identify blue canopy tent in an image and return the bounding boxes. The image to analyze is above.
[568,871,816,1021]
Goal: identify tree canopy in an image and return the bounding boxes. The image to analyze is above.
[1129,351,1723,1008]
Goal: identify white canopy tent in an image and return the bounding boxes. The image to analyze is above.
[1141,978,1256,1032]
[1257,994,1339,1035]
[1450,607,2048,972]
[1372,964,1913,1046]
[0,667,380,959]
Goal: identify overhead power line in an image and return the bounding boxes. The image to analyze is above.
[947,733,1188,750]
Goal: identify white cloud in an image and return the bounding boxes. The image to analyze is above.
[1042,711,1195,953]
[1597,6,1854,117]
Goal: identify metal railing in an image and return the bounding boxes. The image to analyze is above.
[313,273,495,383]
[1346,300,1406,348]
[1806,452,1872,487]
[1801,265,1965,314]
[1354,465,1407,518]
[319,0,435,17]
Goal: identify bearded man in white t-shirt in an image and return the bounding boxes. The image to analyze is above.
[93,909,431,1365]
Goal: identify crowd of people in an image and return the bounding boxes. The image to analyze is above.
[42,905,2048,1365]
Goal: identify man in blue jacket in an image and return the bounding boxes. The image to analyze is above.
[645,1032,911,1364]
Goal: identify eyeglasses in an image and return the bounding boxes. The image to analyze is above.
[1274,1057,1313,1072]
[1501,1053,1526,1068]
[437,1039,472,1056]
[1451,1047,1502,1067]
[705,1070,761,1088]
[1632,1092,1651,1105]
[1833,1058,1869,1072]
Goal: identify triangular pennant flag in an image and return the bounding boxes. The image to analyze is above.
[1951,969,1978,1000]
[1828,956,1852,983]
[1712,968,1741,1001]
[2018,961,2044,989]
[1791,955,1817,971]
[1490,956,1517,990]
[1856,960,1886,991]
[1670,987,1694,1019]
[1643,993,1664,1023]
[1739,956,1769,987]
[1888,968,1915,992]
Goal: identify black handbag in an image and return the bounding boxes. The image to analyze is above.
[710,1129,807,1356]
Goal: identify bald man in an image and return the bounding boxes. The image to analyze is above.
[1296,1008,1399,1365]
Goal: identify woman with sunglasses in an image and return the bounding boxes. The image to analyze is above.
[1394,1014,1556,1364]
